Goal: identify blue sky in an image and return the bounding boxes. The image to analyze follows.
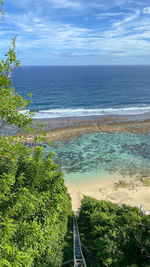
[1,0,150,65]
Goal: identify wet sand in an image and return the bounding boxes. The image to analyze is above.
[24,117,150,143]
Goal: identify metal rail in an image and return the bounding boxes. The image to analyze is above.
[73,217,87,267]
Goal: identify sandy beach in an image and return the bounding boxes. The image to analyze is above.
[67,177,150,212]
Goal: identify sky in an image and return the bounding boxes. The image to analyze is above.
[1,0,150,65]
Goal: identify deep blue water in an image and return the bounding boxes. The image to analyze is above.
[13,65,150,118]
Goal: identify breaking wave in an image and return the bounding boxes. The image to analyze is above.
[31,106,150,119]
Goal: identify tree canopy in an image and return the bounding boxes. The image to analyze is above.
[78,196,150,267]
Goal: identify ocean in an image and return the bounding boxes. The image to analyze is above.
[13,65,150,184]
[13,65,150,118]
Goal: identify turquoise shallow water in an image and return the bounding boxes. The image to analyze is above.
[45,132,150,185]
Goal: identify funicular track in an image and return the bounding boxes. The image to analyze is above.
[73,217,87,267]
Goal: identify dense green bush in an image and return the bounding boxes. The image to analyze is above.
[78,196,150,267]
[0,137,72,266]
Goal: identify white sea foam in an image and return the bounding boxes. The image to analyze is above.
[31,106,150,119]
[18,110,30,114]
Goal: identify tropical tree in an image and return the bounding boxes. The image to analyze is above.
[0,35,32,131]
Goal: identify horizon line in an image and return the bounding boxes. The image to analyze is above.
[20,64,150,67]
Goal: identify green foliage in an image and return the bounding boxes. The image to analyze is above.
[78,196,150,267]
[0,1,4,19]
[141,177,150,186]
[0,138,72,266]
[0,0,32,132]
[0,36,33,131]
[62,215,74,266]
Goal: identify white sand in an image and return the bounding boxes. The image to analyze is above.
[67,177,150,213]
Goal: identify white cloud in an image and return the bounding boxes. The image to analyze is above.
[46,0,82,9]
[2,0,150,64]
[1,9,149,56]
[96,12,123,20]
[143,7,150,14]
[113,9,140,27]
